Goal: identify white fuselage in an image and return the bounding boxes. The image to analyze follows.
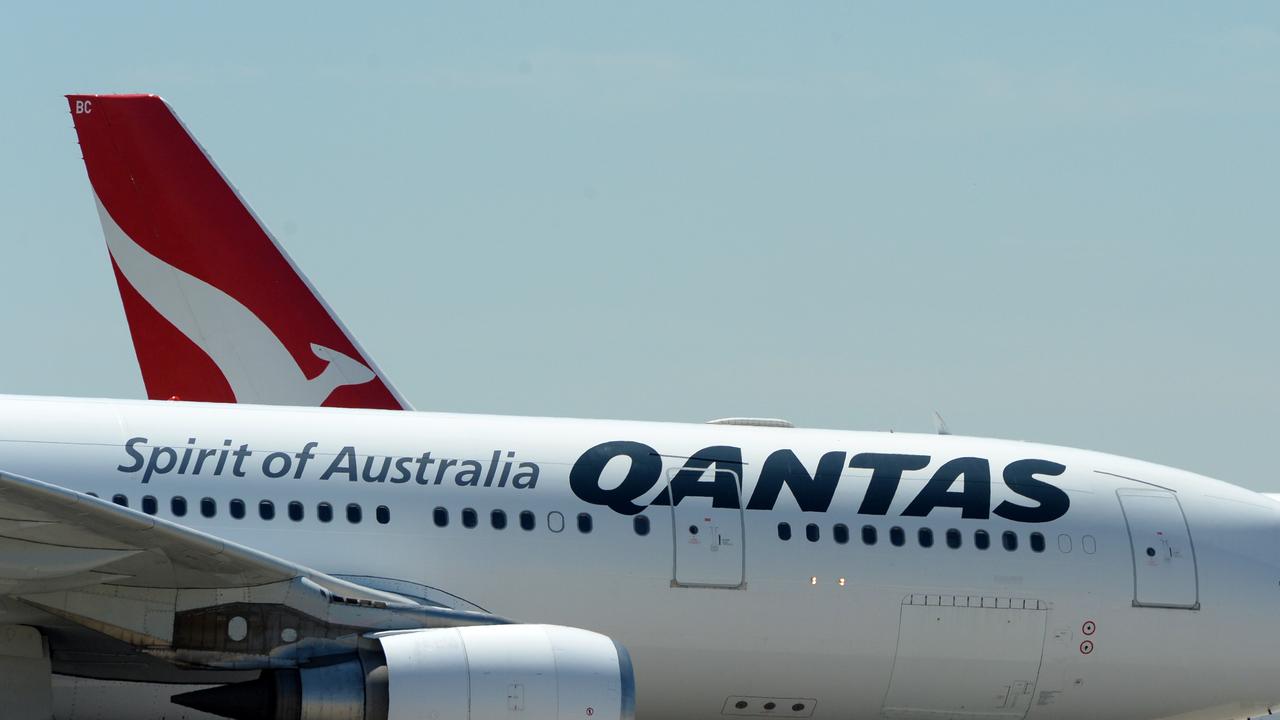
[1,394,1278,720]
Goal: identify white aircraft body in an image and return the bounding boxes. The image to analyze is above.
[0,395,1277,720]
[2,94,1275,720]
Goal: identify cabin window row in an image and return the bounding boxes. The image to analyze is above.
[776,522,1047,553]
[103,493,391,525]
[431,507,601,534]
[94,491,658,537]
[426,510,660,538]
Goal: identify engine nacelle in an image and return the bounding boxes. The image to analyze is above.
[172,624,635,720]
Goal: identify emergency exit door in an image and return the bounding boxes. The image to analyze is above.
[668,467,745,588]
[1116,489,1199,609]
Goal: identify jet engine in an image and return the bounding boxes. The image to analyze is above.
[173,624,635,720]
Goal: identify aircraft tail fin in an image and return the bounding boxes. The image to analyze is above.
[66,94,410,410]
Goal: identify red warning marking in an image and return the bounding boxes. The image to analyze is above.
[1082,620,1096,636]
[1080,640,1094,655]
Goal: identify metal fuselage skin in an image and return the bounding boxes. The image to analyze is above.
[0,394,1277,720]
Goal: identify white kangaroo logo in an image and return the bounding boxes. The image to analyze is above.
[95,196,376,406]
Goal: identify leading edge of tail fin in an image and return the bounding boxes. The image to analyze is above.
[66,94,411,411]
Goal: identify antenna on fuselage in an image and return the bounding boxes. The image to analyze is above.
[933,411,952,436]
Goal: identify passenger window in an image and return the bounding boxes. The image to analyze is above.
[376,505,390,525]
[889,526,905,547]
[171,496,187,517]
[491,509,507,530]
[577,513,593,534]
[229,499,245,519]
[86,492,99,498]
[288,501,304,522]
[259,500,275,521]
[974,529,991,550]
[200,497,216,518]
[632,515,649,536]
[461,508,477,528]
[347,503,363,524]
[142,495,157,515]
[433,507,449,527]
[1030,532,1046,553]
[833,523,849,545]
[778,522,792,541]
[1002,531,1018,552]
[112,494,128,508]
[521,510,536,531]
[862,525,877,545]
[946,528,962,549]
[918,528,934,548]
[318,502,334,523]
[547,511,565,533]
[805,523,820,542]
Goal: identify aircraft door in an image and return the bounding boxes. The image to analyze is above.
[1117,489,1199,609]
[666,465,745,588]
[882,595,1047,720]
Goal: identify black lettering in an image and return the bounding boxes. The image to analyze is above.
[414,452,435,484]
[391,456,413,483]
[498,451,515,487]
[454,459,482,485]
[213,439,234,475]
[746,449,845,512]
[362,455,391,483]
[193,448,217,475]
[850,453,931,515]
[177,438,197,474]
[293,442,318,479]
[435,456,460,484]
[653,446,743,509]
[482,451,500,486]
[321,447,358,481]
[569,441,661,515]
[118,437,146,473]
[142,445,178,484]
[262,451,293,479]
[902,457,991,519]
[995,459,1069,523]
[231,444,252,477]
[512,462,539,489]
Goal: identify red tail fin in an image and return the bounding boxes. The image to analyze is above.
[67,94,409,410]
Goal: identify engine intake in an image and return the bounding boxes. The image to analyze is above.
[173,624,635,720]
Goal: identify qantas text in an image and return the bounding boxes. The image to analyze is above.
[570,441,1070,523]
[116,437,1070,522]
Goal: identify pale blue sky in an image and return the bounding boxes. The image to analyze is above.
[2,3,1278,487]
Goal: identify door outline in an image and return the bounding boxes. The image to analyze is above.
[1116,488,1200,610]
[666,466,746,589]
[880,595,1049,720]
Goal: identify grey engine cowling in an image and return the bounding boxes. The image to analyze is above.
[173,624,635,720]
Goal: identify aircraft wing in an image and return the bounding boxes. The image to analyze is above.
[0,469,502,670]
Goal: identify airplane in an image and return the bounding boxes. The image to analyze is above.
[0,93,1275,720]
[71,94,410,411]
